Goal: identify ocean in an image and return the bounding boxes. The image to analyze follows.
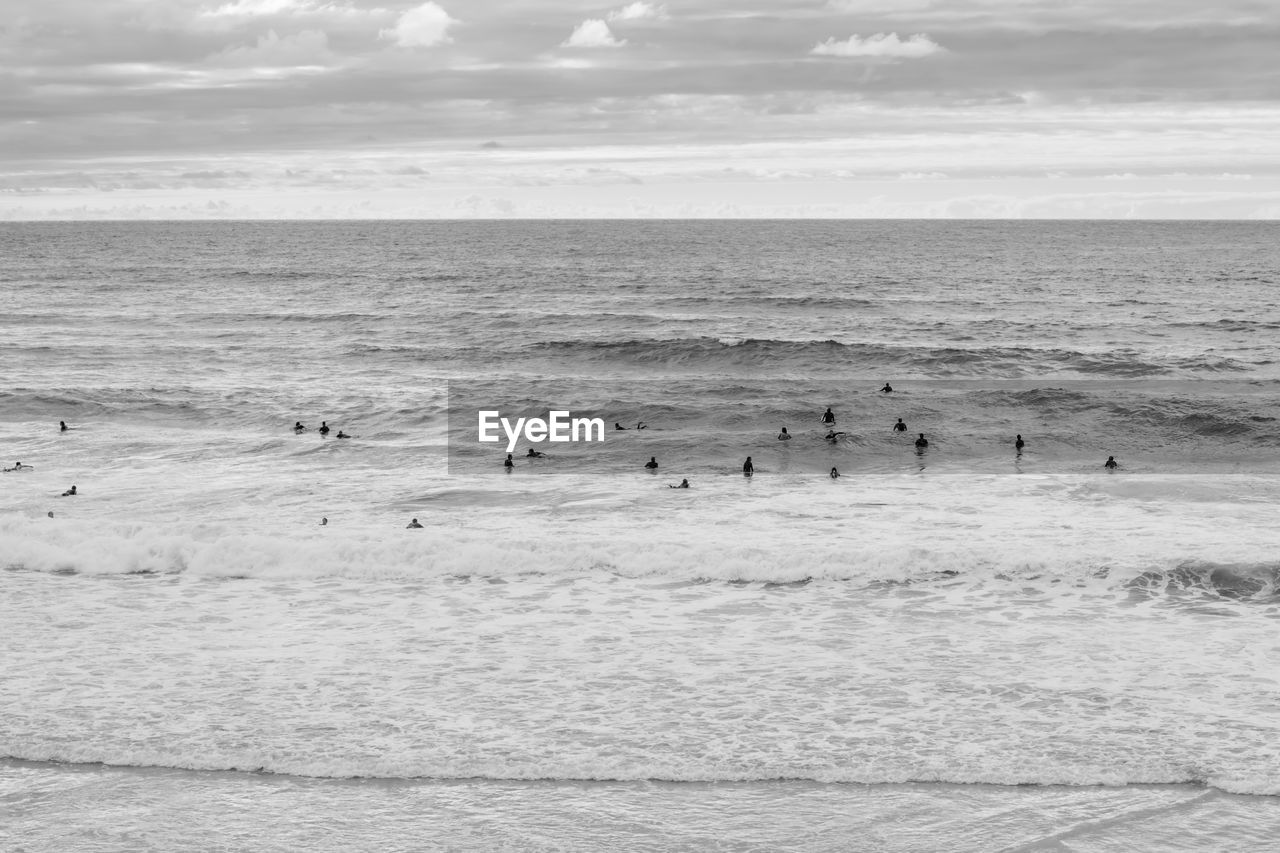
[2,220,1279,851]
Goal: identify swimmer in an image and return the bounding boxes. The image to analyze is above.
[644,457,658,470]
[4,461,32,472]
[294,421,306,432]
[1104,456,1118,469]
[61,485,77,497]
[825,430,846,443]
[743,457,754,477]
[320,517,328,526]
[47,511,54,518]
[614,422,628,431]
[504,453,514,469]
[337,431,351,439]
[319,421,330,435]
[829,467,840,479]
[669,479,690,489]
[880,383,894,393]
[915,433,929,448]
[821,407,835,425]
[893,419,907,432]
[60,420,68,432]
[778,427,792,441]
[406,518,423,529]
[637,421,648,430]
[1015,434,1025,451]
[526,448,545,458]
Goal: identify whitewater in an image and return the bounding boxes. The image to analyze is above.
[3,220,1280,851]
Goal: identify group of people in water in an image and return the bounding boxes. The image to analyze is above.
[294,421,352,439]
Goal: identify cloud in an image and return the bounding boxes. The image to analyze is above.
[380,2,457,48]
[811,32,943,59]
[562,19,626,48]
[210,29,333,67]
[609,2,669,22]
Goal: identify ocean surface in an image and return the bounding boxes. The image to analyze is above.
[2,220,1280,851]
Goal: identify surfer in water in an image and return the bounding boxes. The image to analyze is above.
[669,479,689,489]
[830,467,840,479]
[893,419,907,432]
[4,462,32,472]
[614,422,628,431]
[821,408,835,425]
[880,383,894,393]
[1015,435,1025,452]
[60,421,69,432]
[526,448,545,458]
[778,427,791,440]
[1104,456,1118,469]
[504,453,514,469]
[743,457,754,477]
[337,431,351,439]
[319,422,330,435]
[825,430,846,443]
[320,518,328,526]
[644,457,658,470]
[636,421,648,430]
[61,485,77,496]
[915,433,929,449]
[294,421,306,432]
[406,518,423,528]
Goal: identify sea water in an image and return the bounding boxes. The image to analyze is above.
[2,221,1280,851]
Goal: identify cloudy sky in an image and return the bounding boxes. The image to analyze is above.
[3,0,1279,218]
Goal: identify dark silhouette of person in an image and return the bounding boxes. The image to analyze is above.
[669,479,689,488]
[743,457,754,476]
[61,485,77,496]
[880,383,893,393]
[526,448,544,457]
[825,430,845,443]
[504,453,514,469]
[821,408,835,424]
[60,421,68,432]
[644,457,658,470]
[1015,435,1025,451]
[830,467,840,479]
[614,422,628,430]
[320,517,328,526]
[294,421,306,432]
[319,421,330,435]
[337,431,351,439]
[1104,456,1118,469]
[406,518,423,528]
[893,419,907,432]
[636,421,648,430]
[778,427,791,440]
[915,433,929,448]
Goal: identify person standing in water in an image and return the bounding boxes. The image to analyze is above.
[742,457,754,477]
[829,467,840,479]
[821,408,835,425]
[915,433,929,449]
[880,383,893,393]
[1015,435,1025,453]
[1104,456,1118,469]
[319,422,330,435]
[406,518,423,528]
[60,421,68,432]
[893,418,907,432]
[504,453,514,469]
[778,427,792,440]
[644,457,658,470]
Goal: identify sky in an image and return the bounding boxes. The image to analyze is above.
[3,0,1279,218]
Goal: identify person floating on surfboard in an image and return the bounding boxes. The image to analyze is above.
[669,479,689,488]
